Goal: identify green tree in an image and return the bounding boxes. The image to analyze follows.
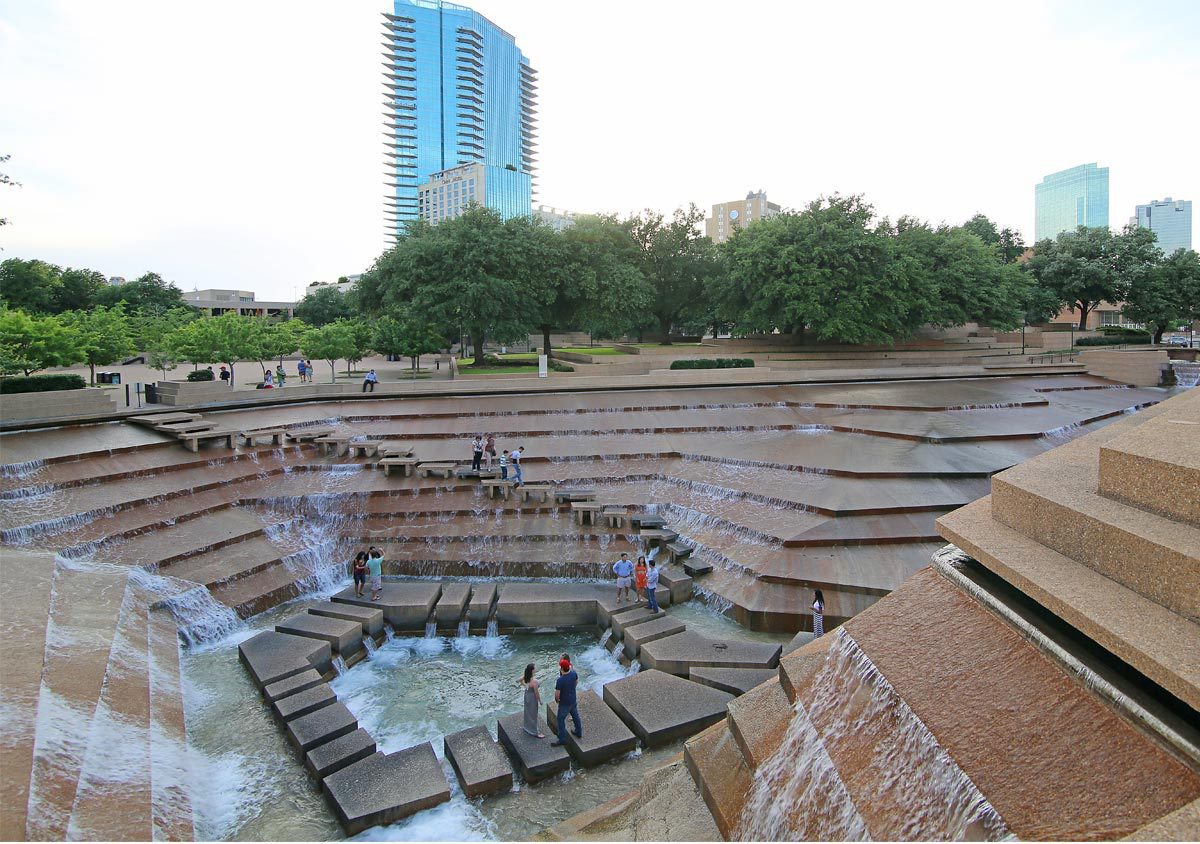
[170,312,260,386]
[248,319,305,375]
[339,319,375,374]
[58,306,136,385]
[375,312,443,373]
[1122,248,1200,343]
[959,214,1027,263]
[129,306,198,351]
[294,285,353,327]
[96,272,188,315]
[53,268,109,313]
[625,205,717,343]
[0,258,62,313]
[301,322,355,383]
[0,308,82,375]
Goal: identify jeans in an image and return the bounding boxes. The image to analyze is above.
[513,463,523,484]
[472,452,482,470]
[557,700,582,739]
[500,466,508,480]
[362,381,375,392]
[646,587,659,612]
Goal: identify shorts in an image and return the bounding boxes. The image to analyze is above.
[353,571,366,585]
[617,576,632,588]
[371,575,382,591]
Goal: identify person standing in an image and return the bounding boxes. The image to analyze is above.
[363,369,379,393]
[484,434,497,468]
[634,556,648,602]
[613,553,634,604]
[297,360,307,383]
[352,551,368,597]
[367,548,384,601]
[645,558,661,612]
[511,445,524,486]
[520,663,545,739]
[275,365,286,387]
[812,588,825,637]
[219,365,230,383]
[551,655,582,746]
[471,435,484,471]
[498,449,509,480]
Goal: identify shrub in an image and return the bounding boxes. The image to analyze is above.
[549,360,574,372]
[668,358,755,370]
[186,369,215,381]
[0,374,87,394]
[1077,335,1151,346]
[1099,325,1148,336]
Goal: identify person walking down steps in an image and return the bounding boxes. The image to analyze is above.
[511,445,525,486]
[472,435,484,471]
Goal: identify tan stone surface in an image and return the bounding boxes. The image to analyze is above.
[1124,796,1200,841]
[843,567,1200,840]
[683,720,753,840]
[726,676,792,770]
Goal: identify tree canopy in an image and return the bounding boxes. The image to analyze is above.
[57,305,136,385]
[1121,247,1200,342]
[625,205,718,342]
[95,273,187,315]
[294,285,354,327]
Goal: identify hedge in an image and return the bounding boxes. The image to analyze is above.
[186,369,216,381]
[0,374,87,394]
[1077,335,1151,346]
[669,358,755,370]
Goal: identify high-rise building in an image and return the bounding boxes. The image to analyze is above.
[705,190,781,244]
[1133,198,1192,255]
[1034,163,1109,241]
[533,204,580,232]
[382,0,537,238]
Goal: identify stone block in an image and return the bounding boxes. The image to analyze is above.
[657,567,693,604]
[622,615,687,660]
[307,602,385,638]
[262,668,324,703]
[688,667,778,697]
[638,631,781,677]
[603,669,733,747]
[273,683,336,722]
[726,677,792,769]
[305,728,376,779]
[683,721,753,840]
[468,583,497,628]
[683,559,714,577]
[322,743,451,836]
[332,582,442,631]
[546,690,638,766]
[777,636,832,704]
[610,606,664,638]
[444,725,513,797]
[286,702,358,753]
[496,712,570,783]
[596,595,645,629]
[435,582,472,628]
[1098,401,1200,528]
[276,613,363,655]
[239,630,332,690]
[493,582,604,629]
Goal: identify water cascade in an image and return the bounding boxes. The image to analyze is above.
[332,655,348,676]
[0,458,46,479]
[599,628,613,648]
[737,630,1009,841]
[362,636,378,655]
[485,619,499,638]
[456,619,470,638]
[1171,359,1200,388]
[424,621,438,638]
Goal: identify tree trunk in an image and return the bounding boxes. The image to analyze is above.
[472,332,485,364]
[542,325,552,357]
[328,361,336,384]
[89,361,96,387]
[659,316,673,345]
[1077,302,1090,331]
[1154,326,1165,344]
[226,362,235,387]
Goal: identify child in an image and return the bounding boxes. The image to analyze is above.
[499,449,509,480]
[275,365,286,387]
[352,551,368,597]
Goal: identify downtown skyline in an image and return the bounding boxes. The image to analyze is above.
[1,0,1197,300]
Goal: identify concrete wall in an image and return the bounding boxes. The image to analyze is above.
[0,388,118,422]
[1078,349,1170,387]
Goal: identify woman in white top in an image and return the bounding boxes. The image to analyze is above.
[812,588,825,637]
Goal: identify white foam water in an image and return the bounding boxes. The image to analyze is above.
[0,457,46,479]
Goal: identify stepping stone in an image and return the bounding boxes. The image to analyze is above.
[276,613,363,655]
[683,559,714,577]
[305,728,377,779]
[332,581,442,631]
[273,683,336,722]
[322,743,451,836]
[307,602,384,638]
[629,514,666,529]
[639,631,781,677]
[611,606,664,638]
[603,670,733,747]
[657,568,693,604]
[496,712,570,783]
[286,701,358,752]
[435,582,472,628]
[493,582,606,629]
[545,690,638,766]
[239,630,332,690]
[444,725,513,797]
[597,596,647,628]
[622,615,687,660]
[468,582,497,626]
[689,667,779,697]
[262,668,324,703]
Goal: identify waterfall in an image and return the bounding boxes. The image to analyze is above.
[599,628,613,648]
[383,625,395,642]
[485,620,498,638]
[424,621,438,638]
[363,636,378,655]
[332,655,348,676]
[737,630,1009,841]
[0,458,46,479]
[0,483,57,500]
[1171,360,1199,388]
[456,619,470,638]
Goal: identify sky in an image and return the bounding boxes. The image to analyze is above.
[0,0,1197,302]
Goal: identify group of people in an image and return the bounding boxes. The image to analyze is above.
[351,547,385,601]
[471,435,525,485]
[520,654,582,745]
[611,552,660,612]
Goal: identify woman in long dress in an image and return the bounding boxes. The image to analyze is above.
[521,663,545,738]
[812,588,825,637]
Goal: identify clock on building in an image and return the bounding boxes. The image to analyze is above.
[729,210,739,220]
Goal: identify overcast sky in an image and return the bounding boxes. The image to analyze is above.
[1,0,1197,302]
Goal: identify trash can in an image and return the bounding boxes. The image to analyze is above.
[110,372,121,385]
[144,384,158,404]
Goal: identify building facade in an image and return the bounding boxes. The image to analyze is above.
[1034,163,1109,241]
[1133,198,1192,255]
[705,190,781,243]
[181,289,295,320]
[533,204,579,232]
[383,0,536,237]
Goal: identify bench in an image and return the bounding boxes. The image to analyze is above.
[378,443,414,458]
[239,427,287,447]
[156,420,217,434]
[601,506,629,529]
[553,488,597,504]
[665,540,693,565]
[418,462,458,479]
[129,412,201,427]
[517,483,554,504]
[178,429,239,453]
[481,479,513,500]
[379,457,419,477]
[314,435,353,457]
[346,440,381,458]
[285,426,337,443]
[455,467,498,480]
[629,514,665,529]
[638,528,678,549]
[571,501,604,526]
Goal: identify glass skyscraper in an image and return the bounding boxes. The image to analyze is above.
[1134,198,1192,255]
[382,0,536,236]
[1034,163,1109,241]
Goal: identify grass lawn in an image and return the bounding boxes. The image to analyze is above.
[460,365,539,375]
[497,352,540,361]
[555,346,629,355]
[632,342,703,348]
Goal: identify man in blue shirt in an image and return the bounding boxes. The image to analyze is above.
[613,553,635,604]
[645,558,661,612]
[552,655,582,746]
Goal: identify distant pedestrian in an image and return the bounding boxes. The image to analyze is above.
[305,360,314,380]
[297,360,307,383]
[520,663,545,739]
[613,553,634,604]
[499,449,509,480]
[634,555,648,602]
[484,434,496,468]
[551,655,582,747]
[275,365,286,387]
[645,558,660,612]
[352,551,368,597]
[262,369,274,388]
[368,548,384,601]
[812,588,825,637]
[362,369,379,393]
[219,366,230,383]
[511,445,524,486]
[471,435,484,471]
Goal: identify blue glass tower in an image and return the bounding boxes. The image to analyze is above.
[1034,163,1109,241]
[383,0,536,236]
[1134,198,1192,255]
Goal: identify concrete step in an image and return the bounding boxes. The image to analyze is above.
[443,725,513,797]
[609,605,665,637]
[621,614,686,660]
[159,536,289,588]
[546,690,638,766]
[307,602,385,638]
[332,582,442,630]
[602,669,733,747]
[689,666,778,697]
[238,630,333,690]
[682,720,754,840]
[210,562,324,619]
[467,582,497,630]
[1097,400,1200,528]
[92,509,267,569]
[322,743,450,835]
[276,613,363,655]
[725,676,792,770]
[433,581,472,629]
[496,712,570,783]
[305,728,376,779]
[638,630,782,677]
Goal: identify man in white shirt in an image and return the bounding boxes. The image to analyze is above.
[612,553,635,604]
[645,559,661,612]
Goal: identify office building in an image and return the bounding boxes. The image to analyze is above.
[1133,198,1192,255]
[382,0,536,237]
[181,289,295,320]
[705,190,781,243]
[1034,163,1109,241]
[533,204,580,232]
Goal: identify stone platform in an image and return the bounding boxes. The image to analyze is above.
[332,582,442,630]
[321,743,451,835]
[546,690,639,766]
[621,614,687,660]
[307,601,385,638]
[286,701,358,752]
[603,670,734,746]
[638,631,781,676]
[276,612,363,655]
[496,712,571,782]
[238,630,333,689]
[305,728,376,779]
[444,725,513,797]
[688,666,778,696]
